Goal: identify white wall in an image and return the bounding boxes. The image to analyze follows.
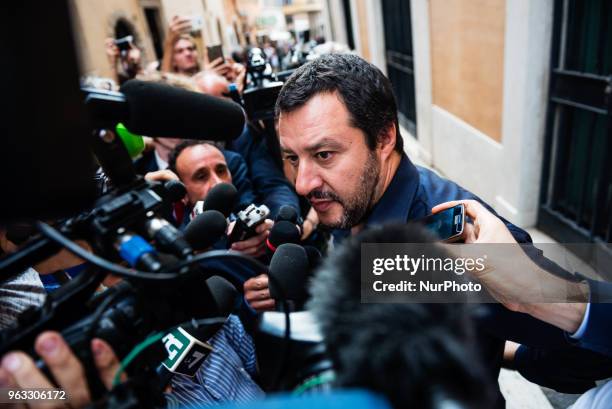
[411,0,553,228]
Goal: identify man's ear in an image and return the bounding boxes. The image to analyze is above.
[377,123,397,161]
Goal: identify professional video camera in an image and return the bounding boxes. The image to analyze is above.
[0,77,272,408]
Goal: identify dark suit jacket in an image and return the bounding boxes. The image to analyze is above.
[333,154,612,396]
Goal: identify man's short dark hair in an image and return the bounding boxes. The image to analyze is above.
[275,54,404,153]
[168,140,207,174]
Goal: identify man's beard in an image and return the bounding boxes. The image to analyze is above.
[309,151,380,229]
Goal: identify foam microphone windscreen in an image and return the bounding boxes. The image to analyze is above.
[275,205,299,224]
[203,183,237,217]
[120,80,245,140]
[183,210,228,251]
[163,179,187,203]
[266,221,301,254]
[269,243,310,302]
[205,275,239,317]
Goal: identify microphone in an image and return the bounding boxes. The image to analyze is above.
[159,275,238,379]
[275,205,302,225]
[269,243,310,310]
[265,220,301,257]
[84,80,246,140]
[183,210,228,251]
[192,183,238,218]
[163,179,187,203]
[205,275,240,317]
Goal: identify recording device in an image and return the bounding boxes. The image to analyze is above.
[275,204,303,227]
[243,47,284,122]
[227,203,270,245]
[114,35,133,54]
[207,44,224,62]
[418,203,465,242]
[190,15,204,32]
[268,243,310,309]
[255,243,332,392]
[0,54,268,407]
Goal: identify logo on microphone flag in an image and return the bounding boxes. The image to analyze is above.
[162,327,213,377]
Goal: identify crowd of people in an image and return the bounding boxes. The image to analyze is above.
[0,13,611,409]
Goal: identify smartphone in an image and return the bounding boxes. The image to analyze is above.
[418,204,465,242]
[207,44,224,62]
[190,15,203,32]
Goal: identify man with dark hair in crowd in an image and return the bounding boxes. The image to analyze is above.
[168,140,272,257]
[241,53,612,405]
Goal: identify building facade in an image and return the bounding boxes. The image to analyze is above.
[327,0,611,254]
[70,0,245,79]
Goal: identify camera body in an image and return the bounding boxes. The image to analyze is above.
[114,35,133,53]
[227,204,270,245]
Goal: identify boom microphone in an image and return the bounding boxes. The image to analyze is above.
[84,80,246,140]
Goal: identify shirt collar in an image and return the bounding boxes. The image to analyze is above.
[365,153,420,227]
[331,153,420,243]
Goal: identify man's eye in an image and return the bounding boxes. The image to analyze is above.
[285,155,299,166]
[316,151,333,161]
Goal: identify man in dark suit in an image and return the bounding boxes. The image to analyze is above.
[252,53,611,402]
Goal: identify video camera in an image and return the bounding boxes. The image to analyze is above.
[0,78,271,407]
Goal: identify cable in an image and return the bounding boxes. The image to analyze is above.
[37,222,270,281]
[113,331,164,387]
[37,222,179,281]
[162,250,269,275]
[292,370,336,395]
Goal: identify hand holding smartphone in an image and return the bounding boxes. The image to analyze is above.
[206,44,224,63]
[418,203,465,242]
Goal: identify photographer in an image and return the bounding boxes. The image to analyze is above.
[105,37,143,86]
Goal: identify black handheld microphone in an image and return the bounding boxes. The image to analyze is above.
[275,205,302,225]
[183,210,228,251]
[158,275,238,380]
[269,243,310,311]
[192,183,238,218]
[265,220,301,257]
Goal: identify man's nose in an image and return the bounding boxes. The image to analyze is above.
[210,173,223,187]
[294,161,322,197]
